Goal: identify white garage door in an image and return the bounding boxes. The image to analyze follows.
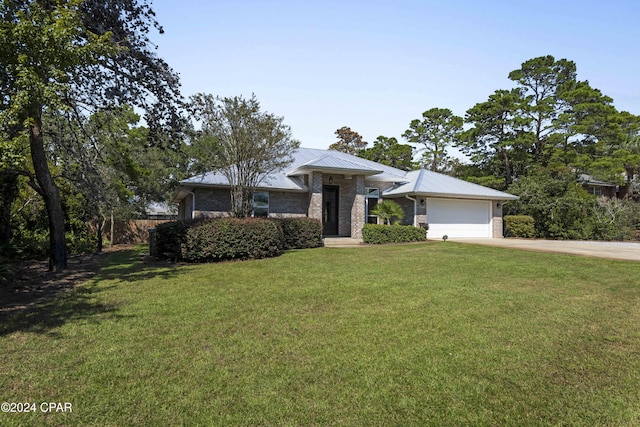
[427,198,491,238]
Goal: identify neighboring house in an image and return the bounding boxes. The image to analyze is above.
[172,147,518,239]
[578,174,622,199]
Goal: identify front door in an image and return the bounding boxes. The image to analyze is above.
[322,186,339,235]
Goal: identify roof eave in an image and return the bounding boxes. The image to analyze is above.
[287,166,383,177]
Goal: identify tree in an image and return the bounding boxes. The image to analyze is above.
[508,55,577,163]
[190,94,300,218]
[505,166,599,239]
[402,108,463,172]
[371,200,405,225]
[357,136,415,170]
[329,126,367,155]
[460,89,531,185]
[0,0,183,270]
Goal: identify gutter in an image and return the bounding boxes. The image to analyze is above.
[405,195,417,227]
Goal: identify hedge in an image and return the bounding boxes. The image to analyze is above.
[273,217,323,249]
[504,215,535,238]
[153,220,190,261]
[362,224,427,244]
[182,218,283,262]
[153,217,323,263]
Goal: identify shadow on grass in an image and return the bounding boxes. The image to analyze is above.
[0,248,184,337]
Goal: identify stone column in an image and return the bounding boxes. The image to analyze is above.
[308,172,323,222]
[350,175,365,238]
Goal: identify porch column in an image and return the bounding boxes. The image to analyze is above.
[308,171,323,222]
[350,175,365,239]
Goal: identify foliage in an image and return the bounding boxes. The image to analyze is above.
[0,0,184,270]
[356,136,415,170]
[460,88,531,184]
[153,220,190,261]
[504,215,535,238]
[273,217,323,249]
[506,167,600,239]
[402,107,463,172]
[328,126,367,155]
[182,218,283,262]
[371,199,405,225]
[189,94,299,218]
[362,224,426,244]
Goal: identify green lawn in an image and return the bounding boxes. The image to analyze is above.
[2,243,640,426]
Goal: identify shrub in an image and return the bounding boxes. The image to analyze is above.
[154,221,190,261]
[182,218,283,262]
[371,200,405,225]
[504,215,535,238]
[274,218,323,249]
[362,224,427,244]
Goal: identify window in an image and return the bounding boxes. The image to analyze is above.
[365,187,379,224]
[588,186,602,197]
[252,191,269,217]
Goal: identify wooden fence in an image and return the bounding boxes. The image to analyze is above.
[97,219,173,245]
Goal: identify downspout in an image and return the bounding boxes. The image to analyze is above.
[405,195,417,227]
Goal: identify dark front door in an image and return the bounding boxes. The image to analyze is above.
[323,186,339,235]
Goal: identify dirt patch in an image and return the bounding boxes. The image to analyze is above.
[0,245,134,317]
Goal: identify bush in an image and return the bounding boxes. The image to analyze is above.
[274,218,323,249]
[362,224,427,244]
[182,218,283,262]
[504,215,535,238]
[154,221,190,261]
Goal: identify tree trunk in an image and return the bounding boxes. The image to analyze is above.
[97,217,103,253]
[29,111,67,271]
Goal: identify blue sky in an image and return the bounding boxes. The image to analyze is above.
[151,0,640,152]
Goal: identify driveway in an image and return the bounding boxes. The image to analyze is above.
[449,238,640,262]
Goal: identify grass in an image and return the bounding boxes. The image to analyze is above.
[1,242,640,426]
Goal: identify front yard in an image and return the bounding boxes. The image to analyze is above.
[1,243,640,426]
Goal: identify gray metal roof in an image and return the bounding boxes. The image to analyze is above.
[174,147,517,201]
[383,169,518,200]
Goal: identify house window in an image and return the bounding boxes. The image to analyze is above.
[365,187,379,224]
[252,191,269,217]
[588,186,602,197]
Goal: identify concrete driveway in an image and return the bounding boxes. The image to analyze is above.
[449,238,640,262]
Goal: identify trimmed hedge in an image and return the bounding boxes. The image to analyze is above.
[504,215,535,238]
[154,220,190,261]
[362,224,427,244]
[273,217,323,249]
[182,218,283,262]
[153,217,324,263]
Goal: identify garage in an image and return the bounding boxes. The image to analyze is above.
[426,198,491,239]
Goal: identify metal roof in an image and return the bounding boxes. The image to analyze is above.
[383,169,518,200]
[174,147,517,201]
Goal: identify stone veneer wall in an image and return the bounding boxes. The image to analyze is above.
[308,171,323,223]
[491,200,503,238]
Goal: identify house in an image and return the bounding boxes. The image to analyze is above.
[171,147,518,239]
[578,174,622,199]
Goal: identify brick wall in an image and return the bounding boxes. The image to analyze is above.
[270,191,307,216]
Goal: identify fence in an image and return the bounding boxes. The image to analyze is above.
[97,219,174,245]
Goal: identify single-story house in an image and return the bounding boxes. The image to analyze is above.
[578,174,622,199]
[172,147,518,239]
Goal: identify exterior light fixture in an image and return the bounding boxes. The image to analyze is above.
[328,176,333,184]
